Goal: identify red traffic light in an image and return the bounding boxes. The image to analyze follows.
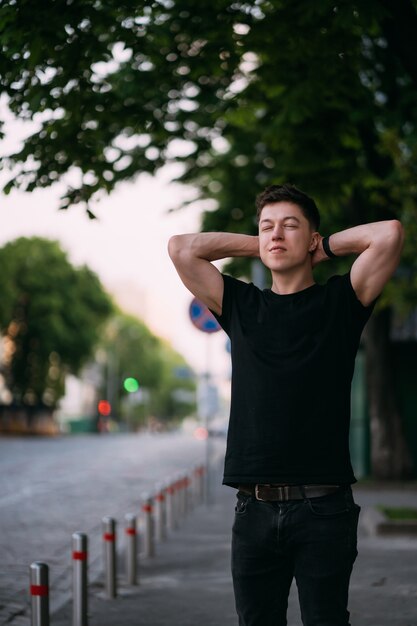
[98,400,111,416]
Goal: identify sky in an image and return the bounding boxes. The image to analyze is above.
[0,104,231,382]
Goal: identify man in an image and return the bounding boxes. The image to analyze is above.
[168,184,404,626]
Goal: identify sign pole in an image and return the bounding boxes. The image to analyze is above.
[188,298,222,505]
[204,334,212,504]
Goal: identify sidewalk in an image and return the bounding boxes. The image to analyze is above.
[53,479,417,626]
[54,478,237,626]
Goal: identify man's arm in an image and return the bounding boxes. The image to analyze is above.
[312,220,404,307]
[168,232,259,315]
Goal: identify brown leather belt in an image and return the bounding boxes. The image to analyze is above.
[238,484,341,502]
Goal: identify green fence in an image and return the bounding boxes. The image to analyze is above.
[350,344,417,479]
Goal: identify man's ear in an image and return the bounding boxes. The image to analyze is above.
[309,232,320,253]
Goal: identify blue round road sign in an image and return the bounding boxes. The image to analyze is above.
[189,297,221,334]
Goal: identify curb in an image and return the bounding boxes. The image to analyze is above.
[361,506,417,537]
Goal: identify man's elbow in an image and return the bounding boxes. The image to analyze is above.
[168,235,196,270]
[387,219,405,252]
[168,234,186,261]
[168,235,179,260]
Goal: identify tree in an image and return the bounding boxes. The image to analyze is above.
[0,0,244,212]
[1,0,417,476]
[0,237,113,418]
[100,312,196,428]
[191,1,417,479]
[150,339,197,424]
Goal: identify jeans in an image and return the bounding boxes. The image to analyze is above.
[231,486,360,626]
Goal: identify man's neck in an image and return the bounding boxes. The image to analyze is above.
[270,267,315,295]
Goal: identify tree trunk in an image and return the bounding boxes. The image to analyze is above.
[363,307,414,479]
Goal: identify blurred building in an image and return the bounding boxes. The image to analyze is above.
[55,363,102,433]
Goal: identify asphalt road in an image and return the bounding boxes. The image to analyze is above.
[0,431,218,625]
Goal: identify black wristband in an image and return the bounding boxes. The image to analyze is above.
[322,236,337,258]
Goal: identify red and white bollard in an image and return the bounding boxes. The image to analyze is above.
[188,471,197,511]
[172,477,181,528]
[154,484,167,542]
[183,474,191,515]
[193,465,201,506]
[165,481,177,532]
[30,562,49,626]
[180,473,190,518]
[72,533,88,626]
[125,513,138,585]
[174,478,182,526]
[142,494,155,558]
[102,517,117,598]
[197,464,207,504]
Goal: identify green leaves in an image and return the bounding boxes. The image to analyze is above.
[100,312,196,424]
[0,237,113,407]
[0,0,249,208]
[2,0,417,309]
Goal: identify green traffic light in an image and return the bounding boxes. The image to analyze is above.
[123,377,139,393]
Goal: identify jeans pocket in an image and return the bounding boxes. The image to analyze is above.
[235,492,251,515]
[307,491,350,518]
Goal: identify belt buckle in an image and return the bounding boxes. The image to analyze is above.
[255,484,267,501]
[255,484,291,502]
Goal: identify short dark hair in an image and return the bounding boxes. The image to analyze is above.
[256,184,320,231]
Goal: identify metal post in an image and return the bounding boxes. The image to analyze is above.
[177,474,186,520]
[102,517,117,598]
[200,464,207,505]
[183,474,190,515]
[165,481,176,532]
[179,477,185,519]
[30,562,49,626]
[125,513,138,585]
[72,533,88,626]
[181,474,188,517]
[154,484,166,542]
[172,479,180,527]
[193,466,200,505]
[188,471,196,511]
[142,494,155,558]
[195,465,204,505]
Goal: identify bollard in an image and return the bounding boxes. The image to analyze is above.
[142,493,155,558]
[154,483,167,542]
[194,465,204,506]
[102,517,117,598]
[165,481,176,532]
[174,474,184,521]
[125,513,138,585]
[179,474,187,519]
[192,466,200,506]
[72,533,88,626]
[188,471,196,512]
[199,465,206,504]
[187,471,194,512]
[184,474,191,515]
[30,562,49,626]
[171,479,180,527]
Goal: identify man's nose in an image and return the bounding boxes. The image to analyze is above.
[272,225,284,239]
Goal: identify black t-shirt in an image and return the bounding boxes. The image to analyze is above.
[212,272,375,487]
